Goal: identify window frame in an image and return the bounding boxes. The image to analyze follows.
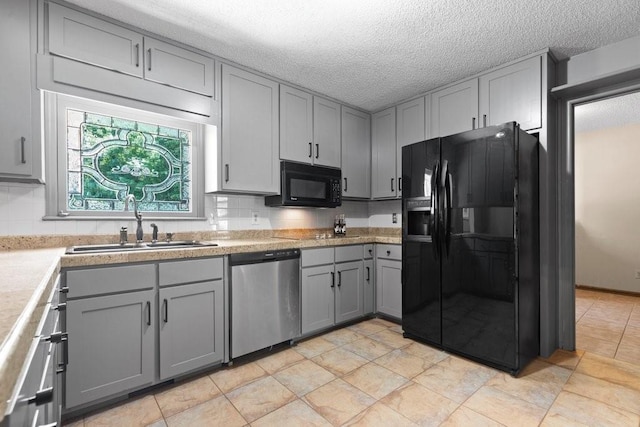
[44,93,205,220]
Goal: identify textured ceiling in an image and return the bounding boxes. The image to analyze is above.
[64,0,640,112]
[575,91,640,134]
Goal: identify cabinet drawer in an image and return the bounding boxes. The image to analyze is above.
[376,244,402,261]
[335,245,362,263]
[159,257,223,286]
[363,244,374,259]
[301,248,334,267]
[66,264,155,298]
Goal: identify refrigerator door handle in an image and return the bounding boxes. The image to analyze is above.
[442,161,452,257]
[431,161,440,260]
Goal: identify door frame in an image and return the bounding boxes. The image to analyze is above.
[557,80,640,350]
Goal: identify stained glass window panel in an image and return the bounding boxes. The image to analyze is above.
[66,109,192,212]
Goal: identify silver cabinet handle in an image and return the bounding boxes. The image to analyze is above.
[163,299,168,322]
[315,143,319,159]
[337,271,341,287]
[399,177,402,192]
[472,117,476,130]
[59,286,69,294]
[483,114,487,127]
[366,266,370,281]
[391,178,394,192]
[23,387,53,406]
[308,142,312,158]
[146,301,151,326]
[147,48,152,71]
[135,43,140,67]
[225,164,230,182]
[20,136,26,164]
[344,177,348,192]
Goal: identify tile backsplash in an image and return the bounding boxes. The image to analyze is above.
[0,182,401,236]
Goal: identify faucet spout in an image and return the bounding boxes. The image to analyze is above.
[124,194,143,242]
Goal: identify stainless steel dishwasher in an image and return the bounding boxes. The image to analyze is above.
[229,249,301,359]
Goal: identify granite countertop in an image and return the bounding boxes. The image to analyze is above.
[0,230,400,419]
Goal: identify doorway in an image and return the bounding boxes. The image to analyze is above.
[558,82,640,355]
[572,92,640,363]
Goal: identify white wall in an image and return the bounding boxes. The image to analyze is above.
[0,184,401,236]
[575,124,640,292]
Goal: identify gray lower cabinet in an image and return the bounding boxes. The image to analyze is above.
[301,264,335,334]
[301,246,365,335]
[158,280,224,380]
[376,244,402,319]
[363,259,375,315]
[335,261,364,324]
[64,257,224,411]
[65,289,155,409]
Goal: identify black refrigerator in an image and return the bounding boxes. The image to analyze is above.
[401,122,539,375]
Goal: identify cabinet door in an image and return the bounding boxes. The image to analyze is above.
[301,265,335,334]
[48,2,143,78]
[65,290,155,409]
[144,37,214,96]
[376,259,402,319]
[371,107,397,199]
[335,261,364,324]
[221,64,279,193]
[479,56,541,130]
[313,97,341,168]
[431,79,478,137]
[363,259,375,315]
[0,0,34,177]
[159,280,224,379]
[341,107,371,198]
[396,97,426,198]
[280,85,313,164]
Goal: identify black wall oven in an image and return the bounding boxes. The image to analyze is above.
[265,161,341,208]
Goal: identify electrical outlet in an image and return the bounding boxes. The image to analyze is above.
[635,270,640,279]
[392,213,398,224]
[251,211,259,225]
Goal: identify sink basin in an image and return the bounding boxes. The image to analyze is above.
[65,240,218,254]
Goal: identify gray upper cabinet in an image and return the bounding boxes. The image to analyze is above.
[221,64,279,194]
[479,56,542,131]
[371,107,397,199]
[48,3,144,78]
[396,97,426,198]
[0,0,40,181]
[279,88,340,168]
[280,85,313,164]
[143,37,214,96]
[158,280,224,380]
[341,106,371,199]
[431,79,479,138]
[48,3,214,96]
[313,97,341,168]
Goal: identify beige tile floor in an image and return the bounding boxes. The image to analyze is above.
[65,289,640,427]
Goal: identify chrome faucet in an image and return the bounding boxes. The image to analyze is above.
[124,194,143,242]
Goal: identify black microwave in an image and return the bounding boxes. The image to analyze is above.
[265,161,342,208]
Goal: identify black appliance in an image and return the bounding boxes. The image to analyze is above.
[402,122,539,375]
[265,161,341,208]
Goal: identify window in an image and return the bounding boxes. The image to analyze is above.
[45,94,205,219]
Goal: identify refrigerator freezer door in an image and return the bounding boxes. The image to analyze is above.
[439,123,518,370]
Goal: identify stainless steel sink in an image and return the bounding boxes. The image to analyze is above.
[65,240,218,254]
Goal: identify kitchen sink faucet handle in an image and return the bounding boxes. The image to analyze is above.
[150,223,158,243]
